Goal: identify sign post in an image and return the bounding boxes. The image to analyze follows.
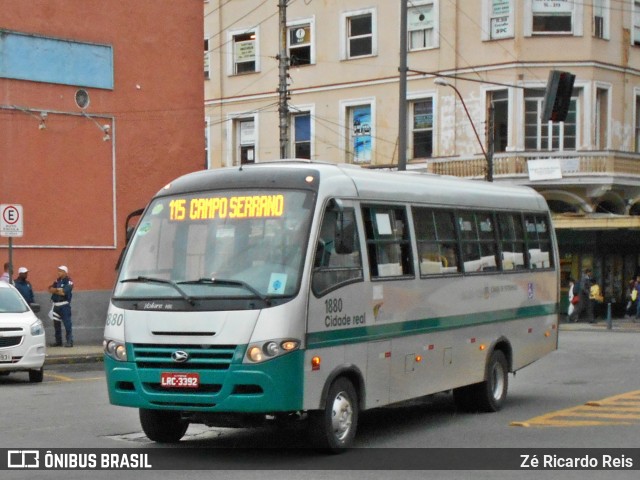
[1,204,24,284]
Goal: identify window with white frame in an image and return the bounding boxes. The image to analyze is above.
[485,0,514,40]
[489,90,509,153]
[343,10,376,58]
[635,94,640,152]
[232,32,257,74]
[524,89,577,151]
[204,37,210,79]
[235,118,256,164]
[411,99,433,158]
[531,0,575,34]
[407,1,437,51]
[634,1,640,45]
[205,117,210,168]
[288,22,314,66]
[347,104,373,163]
[593,0,609,39]
[292,112,311,159]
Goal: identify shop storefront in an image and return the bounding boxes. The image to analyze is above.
[554,216,640,317]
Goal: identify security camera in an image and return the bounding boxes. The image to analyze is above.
[103,125,110,133]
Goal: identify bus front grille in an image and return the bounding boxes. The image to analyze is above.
[132,344,237,371]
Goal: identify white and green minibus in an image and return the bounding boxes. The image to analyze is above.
[104,162,559,450]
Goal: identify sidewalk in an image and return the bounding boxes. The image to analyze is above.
[559,316,640,332]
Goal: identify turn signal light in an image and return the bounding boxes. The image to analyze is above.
[311,356,321,371]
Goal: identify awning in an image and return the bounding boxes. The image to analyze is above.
[552,214,640,230]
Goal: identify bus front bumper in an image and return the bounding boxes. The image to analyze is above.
[104,350,304,413]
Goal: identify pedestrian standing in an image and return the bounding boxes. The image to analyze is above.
[1,262,10,283]
[569,268,594,323]
[567,277,576,320]
[48,265,74,347]
[14,267,34,304]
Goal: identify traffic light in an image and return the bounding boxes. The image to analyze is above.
[541,70,575,123]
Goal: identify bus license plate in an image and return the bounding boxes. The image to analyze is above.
[0,353,11,362]
[160,372,199,389]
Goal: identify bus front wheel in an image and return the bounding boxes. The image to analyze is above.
[139,409,189,443]
[309,377,359,452]
[453,349,508,413]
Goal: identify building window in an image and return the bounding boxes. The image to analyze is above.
[347,104,372,163]
[634,1,640,45]
[595,87,609,150]
[411,99,433,158]
[232,32,257,74]
[485,0,514,40]
[343,10,376,58]
[408,1,437,51]
[204,37,210,79]
[489,90,508,153]
[524,89,576,151]
[593,0,609,39]
[292,112,311,159]
[635,95,640,152]
[235,118,256,165]
[288,22,313,66]
[531,0,574,34]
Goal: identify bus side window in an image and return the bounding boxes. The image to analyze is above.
[312,205,363,297]
[362,205,414,278]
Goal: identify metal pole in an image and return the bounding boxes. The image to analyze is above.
[487,100,494,182]
[397,0,408,171]
[435,78,490,180]
[606,302,612,330]
[278,0,289,159]
[8,237,13,285]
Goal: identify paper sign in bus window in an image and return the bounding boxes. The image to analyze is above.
[375,213,393,235]
[268,273,288,294]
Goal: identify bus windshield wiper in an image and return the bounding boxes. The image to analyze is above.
[178,278,272,306]
[121,276,195,306]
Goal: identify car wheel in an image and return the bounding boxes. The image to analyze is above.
[29,368,44,383]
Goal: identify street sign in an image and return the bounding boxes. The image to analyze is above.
[1,204,24,237]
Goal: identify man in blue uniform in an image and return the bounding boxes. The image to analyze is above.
[14,267,34,304]
[48,265,74,347]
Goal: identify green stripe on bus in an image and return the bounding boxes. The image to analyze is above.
[306,304,557,349]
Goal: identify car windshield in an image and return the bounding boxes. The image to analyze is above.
[0,288,29,314]
[114,189,315,301]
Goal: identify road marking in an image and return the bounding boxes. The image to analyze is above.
[511,389,640,428]
[44,373,103,383]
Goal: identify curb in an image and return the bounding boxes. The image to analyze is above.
[45,353,104,366]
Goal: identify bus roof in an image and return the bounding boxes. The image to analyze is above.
[158,161,548,212]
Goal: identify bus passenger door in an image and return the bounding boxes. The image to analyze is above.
[365,340,391,408]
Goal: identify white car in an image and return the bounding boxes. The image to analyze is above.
[0,282,46,382]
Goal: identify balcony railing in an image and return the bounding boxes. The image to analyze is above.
[420,151,640,180]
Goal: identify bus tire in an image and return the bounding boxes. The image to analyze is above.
[453,350,508,413]
[309,377,358,452]
[139,409,188,443]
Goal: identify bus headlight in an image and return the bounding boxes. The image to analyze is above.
[103,339,128,361]
[245,339,300,364]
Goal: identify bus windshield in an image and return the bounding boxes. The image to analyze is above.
[114,189,315,301]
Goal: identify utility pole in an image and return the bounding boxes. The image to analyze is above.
[278,0,290,159]
[398,0,408,171]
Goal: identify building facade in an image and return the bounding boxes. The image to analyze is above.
[205,0,640,314]
[1,0,204,340]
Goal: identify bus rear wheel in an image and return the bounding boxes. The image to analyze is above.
[453,349,508,413]
[139,409,189,443]
[309,377,359,452]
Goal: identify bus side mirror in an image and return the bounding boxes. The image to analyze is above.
[335,210,355,255]
[116,207,145,271]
